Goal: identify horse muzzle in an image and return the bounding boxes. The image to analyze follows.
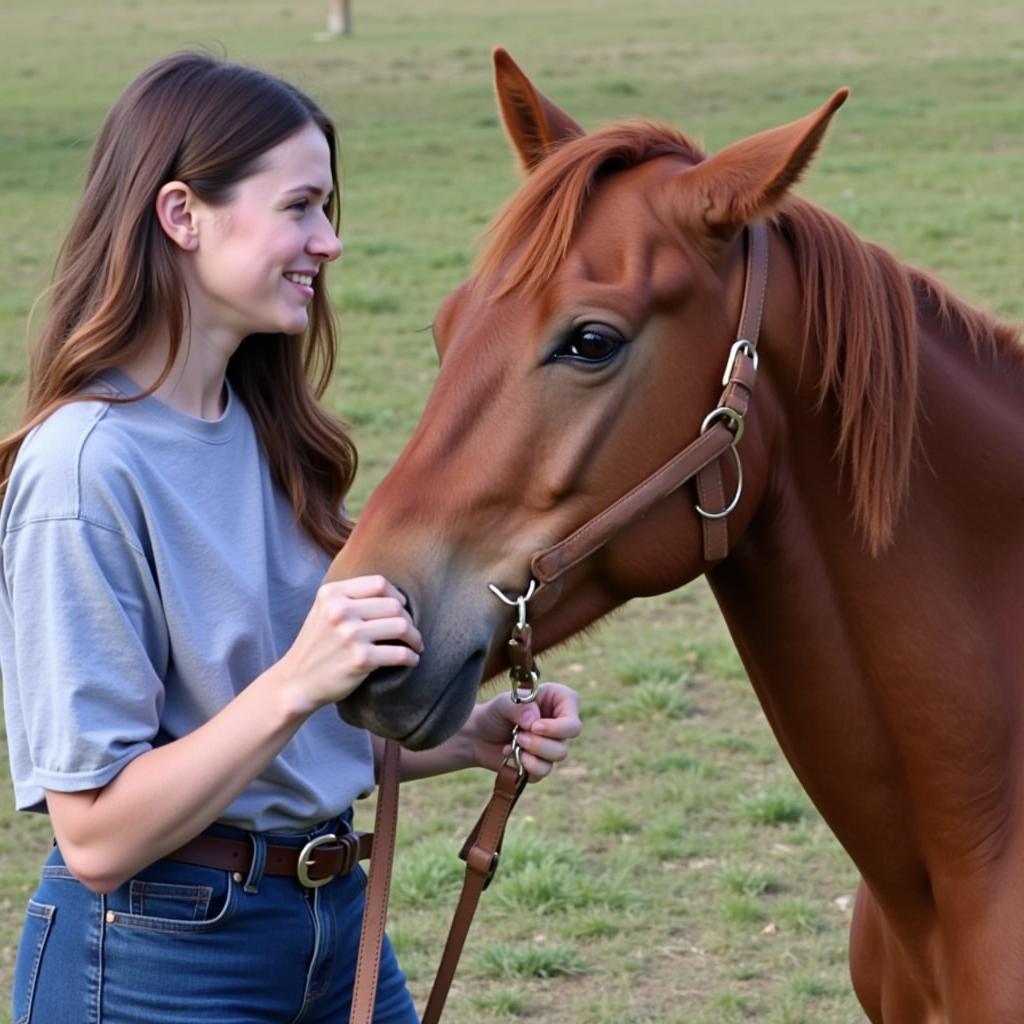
[335,596,497,749]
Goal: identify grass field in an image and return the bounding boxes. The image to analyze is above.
[2,0,1023,1020]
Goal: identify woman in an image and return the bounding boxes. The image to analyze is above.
[0,52,581,1023]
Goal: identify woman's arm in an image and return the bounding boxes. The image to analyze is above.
[46,575,421,894]
[47,667,308,893]
[375,683,583,784]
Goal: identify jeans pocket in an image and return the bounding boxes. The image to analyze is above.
[107,865,235,934]
[12,899,55,1024]
[129,880,213,921]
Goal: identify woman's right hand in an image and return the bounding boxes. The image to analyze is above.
[275,574,422,715]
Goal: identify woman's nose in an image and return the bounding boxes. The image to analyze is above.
[311,212,343,262]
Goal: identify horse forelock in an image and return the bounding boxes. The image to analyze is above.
[779,197,1022,555]
[475,120,705,298]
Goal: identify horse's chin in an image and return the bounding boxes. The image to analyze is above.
[336,651,487,750]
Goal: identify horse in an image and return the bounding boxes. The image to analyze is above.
[329,48,1024,1022]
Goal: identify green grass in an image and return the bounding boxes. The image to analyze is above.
[2,0,1023,1021]
[474,941,587,981]
[740,788,813,827]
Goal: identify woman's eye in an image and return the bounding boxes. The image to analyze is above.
[550,324,626,365]
[288,200,309,212]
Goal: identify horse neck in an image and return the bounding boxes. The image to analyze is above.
[703,215,1024,885]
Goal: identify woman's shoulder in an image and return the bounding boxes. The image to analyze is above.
[3,386,144,531]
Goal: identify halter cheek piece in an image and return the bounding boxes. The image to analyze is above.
[487,221,769,709]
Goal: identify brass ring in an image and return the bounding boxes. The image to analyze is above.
[700,405,745,446]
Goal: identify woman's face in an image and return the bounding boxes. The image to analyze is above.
[187,122,342,342]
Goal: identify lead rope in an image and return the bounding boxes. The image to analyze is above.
[349,737,401,1024]
[349,585,538,1024]
[420,580,537,1024]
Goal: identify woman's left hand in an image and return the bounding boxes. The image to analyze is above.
[466,683,582,782]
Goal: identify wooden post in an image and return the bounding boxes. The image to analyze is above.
[326,0,353,36]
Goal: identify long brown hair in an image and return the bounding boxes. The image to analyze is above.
[0,52,356,553]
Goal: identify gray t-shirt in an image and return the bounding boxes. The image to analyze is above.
[0,370,375,832]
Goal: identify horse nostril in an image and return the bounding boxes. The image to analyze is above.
[396,587,416,626]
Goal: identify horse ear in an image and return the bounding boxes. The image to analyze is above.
[493,47,584,171]
[687,89,850,233]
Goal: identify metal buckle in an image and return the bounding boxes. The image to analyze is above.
[721,338,758,386]
[296,833,338,889]
[488,580,541,705]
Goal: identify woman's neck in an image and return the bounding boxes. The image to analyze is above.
[118,326,238,420]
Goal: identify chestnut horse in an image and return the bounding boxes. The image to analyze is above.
[330,49,1024,1022]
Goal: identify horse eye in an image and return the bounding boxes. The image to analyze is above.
[550,324,625,365]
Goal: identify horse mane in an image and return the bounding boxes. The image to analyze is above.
[777,199,1021,553]
[477,121,1022,555]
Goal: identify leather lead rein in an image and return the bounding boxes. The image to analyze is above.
[349,741,528,1024]
[349,738,401,1024]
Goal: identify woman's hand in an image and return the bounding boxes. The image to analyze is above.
[466,683,583,782]
[276,575,423,715]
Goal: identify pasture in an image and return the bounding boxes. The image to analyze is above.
[1,1,1022,1020]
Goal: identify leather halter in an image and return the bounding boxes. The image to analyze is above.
[528,220,769,611]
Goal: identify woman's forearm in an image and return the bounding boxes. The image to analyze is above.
[46,663,308,894]
[371,728,482,783]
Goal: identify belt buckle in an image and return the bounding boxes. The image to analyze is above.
[296,833,337,889]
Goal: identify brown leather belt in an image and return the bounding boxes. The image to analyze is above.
[165,829,374,888]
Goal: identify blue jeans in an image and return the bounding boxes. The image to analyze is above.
[12,816,420,1023]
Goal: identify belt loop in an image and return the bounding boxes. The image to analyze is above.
[243,833,267,894]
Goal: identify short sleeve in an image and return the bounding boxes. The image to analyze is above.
[2,516,169,800]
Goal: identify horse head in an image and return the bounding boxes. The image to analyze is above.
[331,50,847,748]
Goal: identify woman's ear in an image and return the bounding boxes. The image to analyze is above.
[155,181,200,251]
